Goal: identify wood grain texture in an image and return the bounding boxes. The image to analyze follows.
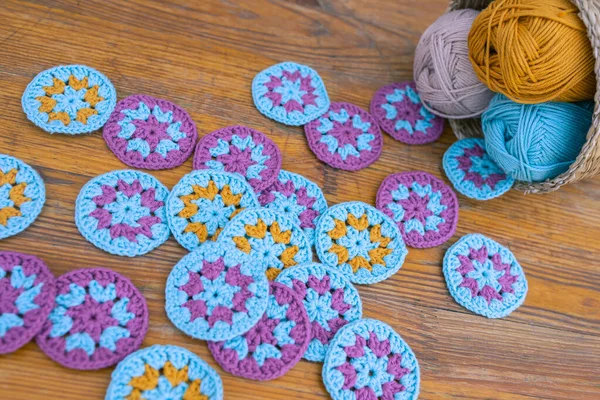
[0,0,599,399]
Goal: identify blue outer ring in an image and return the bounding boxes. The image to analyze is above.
[166,170,259,251]
[322,318,420,400]
[443,233,528,318]
[22,65,117,134]
[275,262,362,362]
[443,138,514,200]
[259,170,328,246]
[252,62,330,126]
[165,241,269,341]
[314,201,408,285]
[0,154,45,240]
[217,207,312,277]
[105,344,223,400]
[75,169,170,257]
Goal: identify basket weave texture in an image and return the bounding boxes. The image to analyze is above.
[447,0,600,193]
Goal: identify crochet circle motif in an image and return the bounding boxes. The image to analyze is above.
[258,170,328,246]
[252,61,330,126]
[376,171,459,248]
[207,281,311,381]
[103,95,198,170]
[443,138,514,200]
[322,319,420,400]
[217,208,312,281]
[275,263,362,362]
[304,102,383,171]
[22,65,116,134]
[315,202,407,285]
[36,268,148,370]
[75,170,170,257]
[0,251,55,354]
[166,170,259,252]
[193,125,282,192]
[165,241,269,342]
[0,154,45,240]
[370,81,444,144]
[443,234,528,318]
[106,344,223,400]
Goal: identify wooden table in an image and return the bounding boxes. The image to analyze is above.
[1,1,599,399]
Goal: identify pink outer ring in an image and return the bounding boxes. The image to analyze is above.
[376,171,459,248]
[103,94,198,170]
[36,268,149,370]
[207,281,311,381]
[0,251,56,354]
[370,81,444,145]
[304,102,383,171]
[193,125,282,192]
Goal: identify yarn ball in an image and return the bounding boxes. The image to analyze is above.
[482,94,593,182]
[414,9,494,119]
[469,0,596,104]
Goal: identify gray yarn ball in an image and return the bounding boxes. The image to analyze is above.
[414,9,494,119]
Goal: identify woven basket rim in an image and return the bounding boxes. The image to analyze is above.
[446,0,600,194]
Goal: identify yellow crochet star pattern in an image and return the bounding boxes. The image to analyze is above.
[233,218,299,280]
[36,75,104,126]
[0,168,32,226]
[126,362,208,400]
[327,212,393,273]
[178,181,244,243]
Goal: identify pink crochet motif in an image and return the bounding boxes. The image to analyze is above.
[208,282,311,380]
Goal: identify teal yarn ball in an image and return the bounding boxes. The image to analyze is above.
[482,94,593,182]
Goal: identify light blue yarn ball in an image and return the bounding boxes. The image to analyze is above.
[481,94,593,182]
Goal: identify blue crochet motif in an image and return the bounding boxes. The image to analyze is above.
[217,208,312,280]
[258,170,328,246]
[75,170,170,257]
[252,62,330,126]
[165,241,269,341]
[443,138,514,200]
[22,65,116,134]
[322,318,420,400]
[443,234,528,318]
[0,154,45,240]
[315,202,407,285]
[105,344,224,400]
[166,170,259,252]
[275,263,362,362]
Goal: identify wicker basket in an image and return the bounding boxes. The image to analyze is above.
[447,0,600,193]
